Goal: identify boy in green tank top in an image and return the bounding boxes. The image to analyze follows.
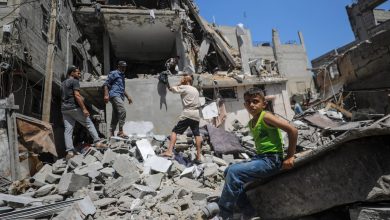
[217,87,298,219]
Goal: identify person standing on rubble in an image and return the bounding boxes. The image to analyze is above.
[165,56,180,74]
[160,73,203,163]
[103,61,133,139]
[61,66,106,160]
[217,87,298,219]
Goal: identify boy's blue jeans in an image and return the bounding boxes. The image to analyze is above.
[218,154,282,218]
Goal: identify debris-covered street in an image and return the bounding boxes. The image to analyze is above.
[0,0,390,219]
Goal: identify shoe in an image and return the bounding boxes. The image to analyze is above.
[65,152,74,160]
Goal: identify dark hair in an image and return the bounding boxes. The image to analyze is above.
[67,65,78,76]
[182,73,193,85]
[244,87,265,100]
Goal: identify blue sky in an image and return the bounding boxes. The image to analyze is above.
[195,0,390,61]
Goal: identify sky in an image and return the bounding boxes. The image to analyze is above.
[195,0,390,61]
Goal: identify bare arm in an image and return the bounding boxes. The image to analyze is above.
[74,90,89,117]
[124,91,132,104]
[263,112,298,170]
[103,85,109,104]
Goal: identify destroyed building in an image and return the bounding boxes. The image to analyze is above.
[0,0,102,153]
[311,0,390,119]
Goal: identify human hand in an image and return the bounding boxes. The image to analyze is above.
[282,156,294,170]
[104,95,109,104]
[128,97,133,104]
[83,109,90,117]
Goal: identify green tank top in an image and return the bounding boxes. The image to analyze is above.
[249,111,283,155]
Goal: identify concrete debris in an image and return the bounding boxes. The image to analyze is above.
[144,156,172,173]
[112,155,137,177]
[58,173,90,195]
[136,139,156,161]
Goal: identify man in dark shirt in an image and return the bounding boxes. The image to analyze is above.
[61,66,106,160]
[103,61,133,139]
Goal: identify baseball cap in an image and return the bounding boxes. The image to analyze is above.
[118,61,127,67]
[67,65,78,75]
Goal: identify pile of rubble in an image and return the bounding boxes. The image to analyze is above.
[0,126,258,219]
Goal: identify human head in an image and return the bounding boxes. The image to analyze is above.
[117,60,127,72]
[180,73,193,85]
[67,65,81,79]
[244,87,266,116]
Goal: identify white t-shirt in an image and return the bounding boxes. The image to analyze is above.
[171,85,200,121]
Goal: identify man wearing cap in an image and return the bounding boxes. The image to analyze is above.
[103,61,133,139]
[61,66,106,160]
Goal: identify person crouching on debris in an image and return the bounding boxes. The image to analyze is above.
[217,87,298,219]
[61,66,107,160]
[103,61,133,139]
[161,74,202,163]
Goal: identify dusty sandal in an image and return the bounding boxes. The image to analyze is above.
[117,133,129,139]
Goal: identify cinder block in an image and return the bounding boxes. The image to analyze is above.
[144,156,172,173]
[112,155,137,177]
[58,173,90,195]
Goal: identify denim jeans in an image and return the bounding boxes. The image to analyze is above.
[218,154,282,218]
[110,96,126,132]
[62,108,100,152]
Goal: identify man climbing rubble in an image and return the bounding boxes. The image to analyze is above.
[103,61,133,139]
[161,73,203,163]
[61,66,106,160]
[216,87,298,219]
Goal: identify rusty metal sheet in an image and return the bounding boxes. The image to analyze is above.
[303,112,342,129]
[16,116,57,157]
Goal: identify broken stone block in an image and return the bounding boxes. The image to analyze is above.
[88,170,101,179]
[112,155,138,177]
[104,174,140,197]
[118,195,133,206]
[155,186,175,202]
[100,167,115,177]
[212,156,228,166]
[74,161,103,176]
[191,187,214,201]
[130,198,143,212]
[102,149,118,165]
[93,198,117,208]
[136,139,156,161]
[180,165,202,179]
[157,203,178,215]
[144,173,164,190]
[68,155,83,169]
[84,147,103,161]
[204,165,219,178]
[241,135,253,142]
[244,140,255,149]
[218,166,227,173]
[32,164,52,187]
[46,173,61,184]
[175,177,202,188]
[34,184,56,197]
[144,156,172,173]
[52,159,67,174]
[129,184,157,199]
[82,154,97,165]
[58,173,90,195]
[77,196,96,216]
[350,207,390,220]
[222,154,235,164]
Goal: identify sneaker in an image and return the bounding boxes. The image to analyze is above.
[65,152,74,160]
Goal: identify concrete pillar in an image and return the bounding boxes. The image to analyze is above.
[298,31,306,53]
[175,31,194,73]
[272,29,281,62]
[236,25,250,75]
[103,31,111,75]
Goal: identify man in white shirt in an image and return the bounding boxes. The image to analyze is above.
[161,74,202,163]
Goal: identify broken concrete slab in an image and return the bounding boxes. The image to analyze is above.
[77,196,96,216]
[144,156,172,173]
[350,207,390,220]
[40,194,64,202]
[136,139,156,161]
[112,155,138,177]
[32,164,52,187]
[58,173,90,195]
[104,175,140,197]
[82,154,97,165]
[100,167,115,177]
[52,159,67,174]
[68,155,84,169]
[46,173,61,184]
[0,193,42,205]
[144,173,164,190]
[175,177,203,188]
[180,165,202,179]
[34,184,56,197]
[74,161,103,176]
[102,149,118,165]
[129,184,157,199]
[212,156,228,166]
[93,198,117,208]
[203,164,219,178]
